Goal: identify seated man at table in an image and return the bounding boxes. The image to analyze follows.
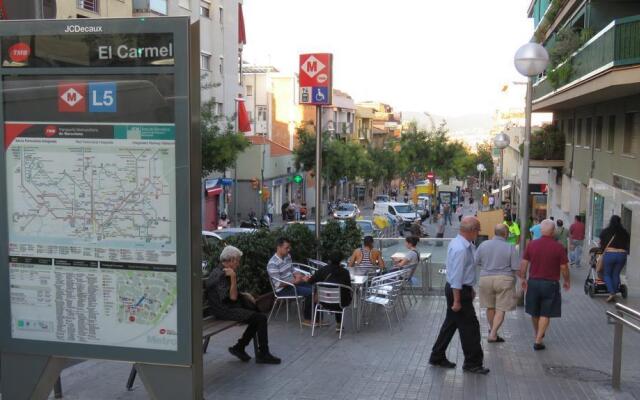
[205,245,281,364]
[267,237,314,325]
[394,235,420,269]
[306,250,353,332]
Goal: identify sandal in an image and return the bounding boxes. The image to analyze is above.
[487,336,505,343]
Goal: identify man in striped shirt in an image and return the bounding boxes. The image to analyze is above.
[267,237,313,324]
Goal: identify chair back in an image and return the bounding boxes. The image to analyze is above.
[315,282,343,305]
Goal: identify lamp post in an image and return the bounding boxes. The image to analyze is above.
[514,42,549,253]
[493,132,511,208]
[476,163,486,190]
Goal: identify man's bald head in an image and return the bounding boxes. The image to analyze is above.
[540,219,556,236]
[494,223,508,238]
[460,216,480,235]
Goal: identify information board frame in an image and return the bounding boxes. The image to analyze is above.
[0,17,199,368]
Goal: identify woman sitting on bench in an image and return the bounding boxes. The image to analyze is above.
[205,245,281,364]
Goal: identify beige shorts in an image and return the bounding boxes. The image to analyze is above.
[479,275,516,311]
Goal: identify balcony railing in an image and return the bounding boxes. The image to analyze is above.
[533,15,640,101]
[77,0,98,13]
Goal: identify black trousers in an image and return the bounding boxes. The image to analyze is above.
[238,312,269,352]
[430,283,484,368]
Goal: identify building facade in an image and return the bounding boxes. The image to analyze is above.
[356,101,401,148]
[528,0,640,293]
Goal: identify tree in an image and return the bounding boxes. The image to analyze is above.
[520,124,565,160]
[201,99,251,177]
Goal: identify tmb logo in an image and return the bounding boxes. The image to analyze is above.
[8,43,31,63]
[44,126,58,137]
[58,83,87,113]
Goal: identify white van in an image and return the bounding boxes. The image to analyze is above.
[374,202,420,228]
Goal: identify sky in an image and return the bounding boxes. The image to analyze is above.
[243,0,535,118]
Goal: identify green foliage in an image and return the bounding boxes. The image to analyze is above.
[545,26,593,89]
[519,124,566,160]
[201,99,251,177]
[319,220,362,260]
[547,61,573,89]
[225,230,276,296]
[534,0,569,42]
[280,225,318,264]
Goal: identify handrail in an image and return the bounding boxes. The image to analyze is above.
[606,303,640,389]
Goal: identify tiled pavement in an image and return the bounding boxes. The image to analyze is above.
[35,268,640,399]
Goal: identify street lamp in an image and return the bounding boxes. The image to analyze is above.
[476,163,486,189]
[493,132,510,208]
[514,42,549,252]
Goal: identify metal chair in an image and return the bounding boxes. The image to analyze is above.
[311,282,355,339]
[267,277,304,328]
[363,270,405,331]
[400,263,419,306]
[307,258,328,269]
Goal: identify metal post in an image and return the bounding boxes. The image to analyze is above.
[498,148,504,208]
[518,78,533,253]
[612,317,623,389]
[315,106,322,242]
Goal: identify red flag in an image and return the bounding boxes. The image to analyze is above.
[0,0,7,19]
[238,3,247,45]
[237,99,251,133]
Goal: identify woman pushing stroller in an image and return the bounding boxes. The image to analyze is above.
[599,215,630,302]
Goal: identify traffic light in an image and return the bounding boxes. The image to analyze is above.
[251,177,259,190]
[293,174,303,184]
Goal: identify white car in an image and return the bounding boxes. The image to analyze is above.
[333,203,360,220]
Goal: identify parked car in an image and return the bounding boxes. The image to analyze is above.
[215,227,256,240]
[332,203,360,220]
[202,230,224,274]
[374,201,421,228]
[286,220,345,233]
[356,219,381,237]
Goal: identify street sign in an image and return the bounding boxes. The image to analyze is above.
[427,171,435,180]
[299,53,332,105]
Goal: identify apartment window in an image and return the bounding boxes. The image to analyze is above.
[623,112,637,155]
[219,6,224,25]
[200,5,210,17]
[150,0,167,15]
[219,56,224,74]
[592,193,604,238]
[77,0,99,13]
[246,85,253,96]
[200,53,211,70]
[594,116,603,150]
[607,115,616,152]
[567,119,574,145]
[584,117,592,148]
[215,102,223,116]
[576,119,582,146]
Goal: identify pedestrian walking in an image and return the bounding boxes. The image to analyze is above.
[518,220,570,351]
[569,215,585,267]
[529,217,542,240]
[482,192,489,211]
[476,224,519,343]
[488,195,495,210]
[281,202,289,222]
[435,213,445,247]
[266,201,274,224]
[429,216,489,375]
[554,219,568,249]
[456,204,463,223]
[443,203,452,225]
[503,215,520,247]
[599,215,630,302]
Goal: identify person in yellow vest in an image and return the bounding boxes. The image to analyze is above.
[503,215,521,246]
[482,192,489,211]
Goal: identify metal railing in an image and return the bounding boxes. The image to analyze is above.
[606,303,640,389]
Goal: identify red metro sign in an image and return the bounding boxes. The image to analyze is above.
[299,53,332,105]
[8,42,30,63]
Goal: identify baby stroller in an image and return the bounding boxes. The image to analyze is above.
[583,247,628,298]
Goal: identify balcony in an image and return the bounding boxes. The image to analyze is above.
[533,16,640,109]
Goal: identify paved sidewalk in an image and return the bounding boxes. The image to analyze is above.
[30,268,640,399]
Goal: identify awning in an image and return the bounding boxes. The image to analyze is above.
[491,184,512,195]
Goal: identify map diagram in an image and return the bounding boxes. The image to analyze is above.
[6,140,176,259]
[117,270,177,325]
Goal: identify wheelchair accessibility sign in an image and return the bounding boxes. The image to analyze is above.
[312,87,329,104]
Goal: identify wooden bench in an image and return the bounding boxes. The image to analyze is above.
[125,284,257,391]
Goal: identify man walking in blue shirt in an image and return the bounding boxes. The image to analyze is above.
[429,216,489,374]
